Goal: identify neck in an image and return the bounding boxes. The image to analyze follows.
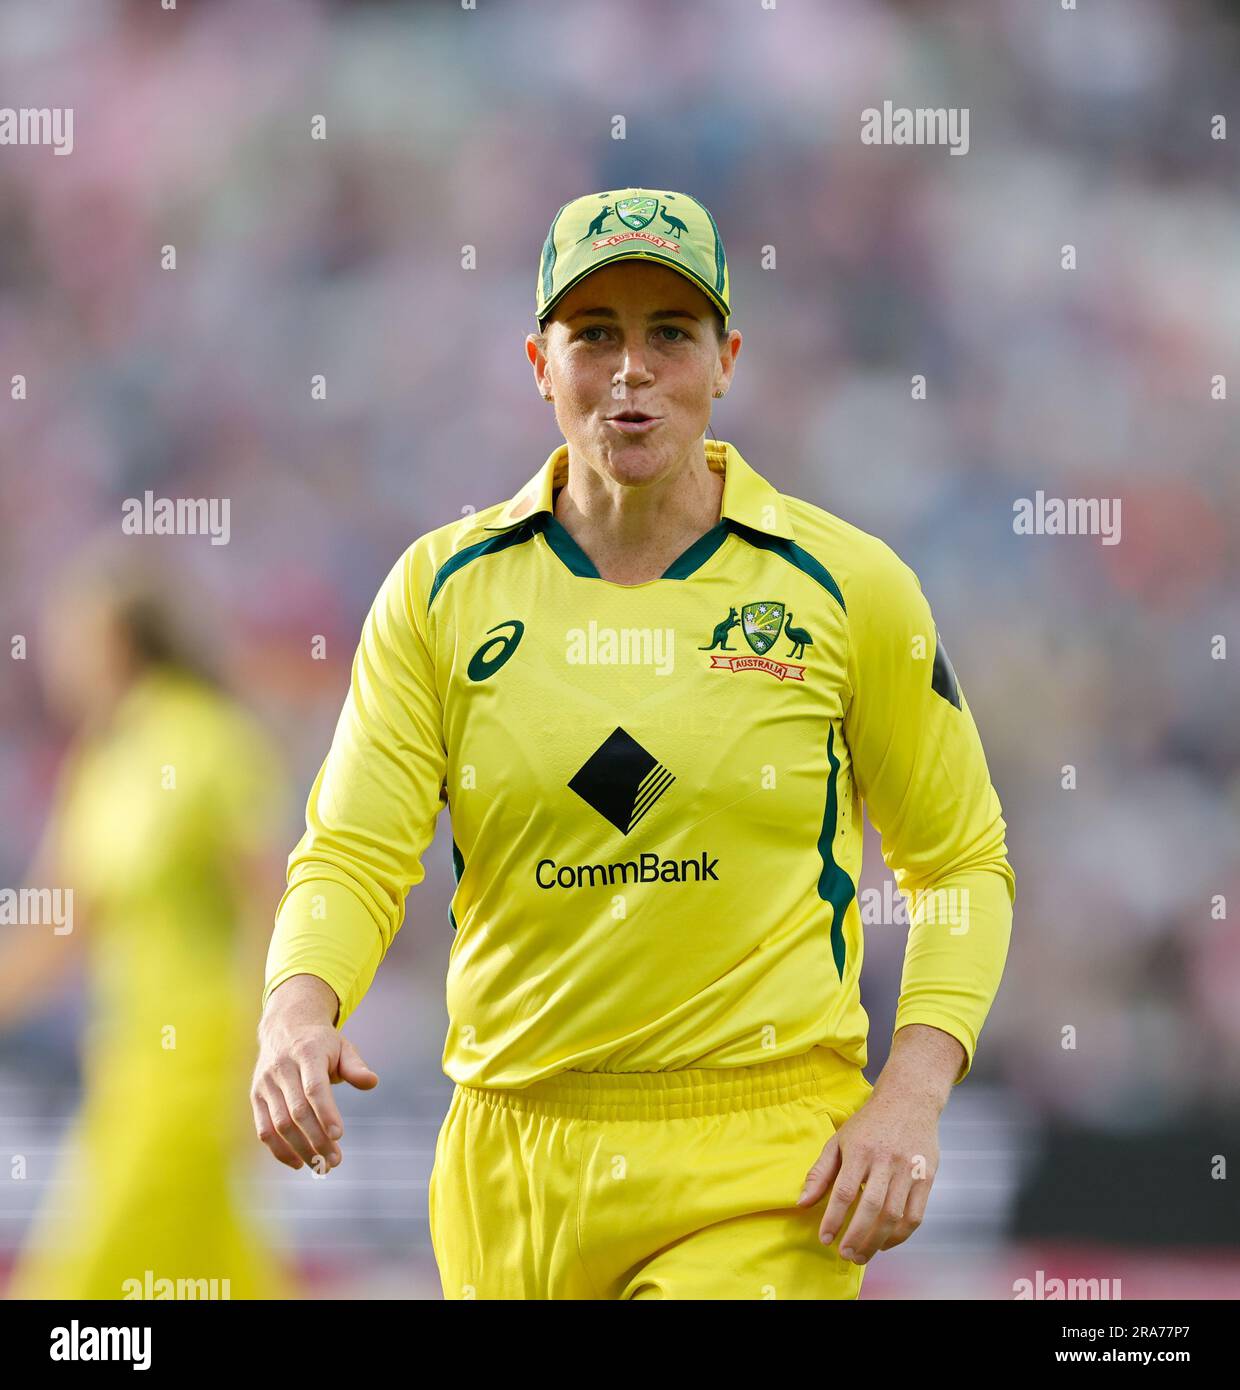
[554,439,725,585]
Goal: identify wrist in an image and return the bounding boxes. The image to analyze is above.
[873,1024,964,1111]
[261,973,340,1034]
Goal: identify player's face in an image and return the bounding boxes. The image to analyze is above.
[529,262,739,487]
[38,583,132,728]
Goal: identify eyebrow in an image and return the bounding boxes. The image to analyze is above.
[565,307,700,323]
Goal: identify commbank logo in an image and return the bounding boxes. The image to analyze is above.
[568,727,674,834]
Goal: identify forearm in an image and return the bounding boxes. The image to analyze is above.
[264,876,389,1028]
[261,972,341,1032]
[873,1022,965,1112]
[891,861,1013,1085]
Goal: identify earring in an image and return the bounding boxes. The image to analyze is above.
[543,394,553,401]
[713,389,724,398]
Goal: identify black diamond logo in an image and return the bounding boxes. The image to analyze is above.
[931,628,962,710]
[568,727,675,834]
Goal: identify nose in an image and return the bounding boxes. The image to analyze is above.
[613,345,655,395]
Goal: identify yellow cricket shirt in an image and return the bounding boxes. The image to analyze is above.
[56,666,286,1075]
[264,439,1015,1088]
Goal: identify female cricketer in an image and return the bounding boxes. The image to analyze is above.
[2,547,295,1299]
[255,187,1016,1300]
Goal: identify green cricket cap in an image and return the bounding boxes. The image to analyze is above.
[536,188,730,331]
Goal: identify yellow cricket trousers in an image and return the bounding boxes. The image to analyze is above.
[428,1044,875,1300]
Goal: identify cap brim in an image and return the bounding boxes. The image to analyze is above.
[538,251,729,329]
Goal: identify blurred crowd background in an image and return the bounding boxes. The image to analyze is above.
[1,0,1238,1299]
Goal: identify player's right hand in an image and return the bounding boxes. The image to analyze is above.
[251,1007,379,1172]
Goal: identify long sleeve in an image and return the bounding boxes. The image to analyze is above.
[843,544,1015,1084]
[263,541,447,1027]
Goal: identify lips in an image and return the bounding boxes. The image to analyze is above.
[606,413,663,434]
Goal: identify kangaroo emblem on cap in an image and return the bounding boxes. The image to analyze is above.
[580,205,613,240]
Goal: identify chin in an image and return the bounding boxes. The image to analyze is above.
[603,457,672,490]
[597,434,680,486]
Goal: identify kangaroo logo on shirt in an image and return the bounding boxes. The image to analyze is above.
[701,601,809,682]
[698,607,741,651]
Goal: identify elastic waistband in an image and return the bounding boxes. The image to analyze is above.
[456,1046,868,1121]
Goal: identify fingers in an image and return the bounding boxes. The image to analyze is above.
[852,1166,913,1261]
[251,1092,305,1170]
[258,1079,318,1167]
[877,1163,932,1252]
[277,1054,341,1168]
[823,1162,891,1259]
[816,1152,863,1249]
[252,1039,345,1171]
[903,1165,933,1229]
[835,1163,928,1263]
[334,1035,379,1090]
[803,1099,940,1264]
[796,1133,840,1208]
[299,1054,345,1158]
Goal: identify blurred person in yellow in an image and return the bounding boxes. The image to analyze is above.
[257,188,1016,1299]
[1,540,297,1300]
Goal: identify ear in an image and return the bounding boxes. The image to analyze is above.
[526,333,553,398]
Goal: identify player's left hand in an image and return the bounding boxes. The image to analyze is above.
[794,1087,942,1264]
